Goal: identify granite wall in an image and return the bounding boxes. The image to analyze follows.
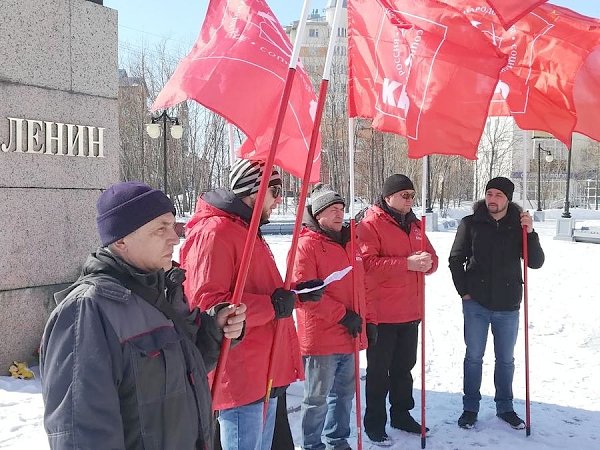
[0,0,119,369]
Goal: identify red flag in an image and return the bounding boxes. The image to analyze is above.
[484,0,549,29]
[152,0,321,181]
[451,1,600,146]
[348,0,507,159]
[574,46,600,141]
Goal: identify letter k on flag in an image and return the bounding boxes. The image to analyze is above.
[348,0,507,159]
[152,0,321,181]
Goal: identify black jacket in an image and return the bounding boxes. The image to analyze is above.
[448,201,545,311]
[40,249,226,450]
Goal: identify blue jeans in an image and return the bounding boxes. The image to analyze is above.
[218,397,277,450]
[302,354,355,450]
[462,300,519,414]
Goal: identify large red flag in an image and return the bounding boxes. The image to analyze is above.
[574,46,600,142]
[348,0,507,159]
[450,1,600,145]
[484,0,549,29]
[152,0,321,181]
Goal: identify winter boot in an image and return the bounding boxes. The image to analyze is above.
[458,411,478,429]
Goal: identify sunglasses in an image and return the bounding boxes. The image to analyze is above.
[398,191,416,200]
[269,185,282,198]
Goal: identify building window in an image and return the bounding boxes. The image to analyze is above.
[309,28,319,38]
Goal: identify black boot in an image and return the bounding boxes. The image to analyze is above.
[391,411,429,434]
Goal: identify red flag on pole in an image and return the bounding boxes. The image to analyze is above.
[574,46,600,142]
[348,0,507,159]
[152,0,321,181]
[484,0,549,29]
[452,1,600,145]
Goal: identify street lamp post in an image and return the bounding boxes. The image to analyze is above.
[562,146,573,218]
[536,143,553,211]
[146,110,183,196]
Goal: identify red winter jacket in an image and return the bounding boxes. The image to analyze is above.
[179,190,303,410]
[291,218,376,355]
[356,205,438,324]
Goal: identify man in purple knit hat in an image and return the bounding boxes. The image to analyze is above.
[40,181,246,450]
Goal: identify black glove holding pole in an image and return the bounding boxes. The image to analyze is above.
[271,288,296,319]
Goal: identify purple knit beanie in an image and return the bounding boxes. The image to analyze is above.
[96,181,175,246]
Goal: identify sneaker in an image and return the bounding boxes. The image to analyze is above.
[458,410,478,429]
[366,431,393,447]
[497,411,525,429]
[391,412,429,434]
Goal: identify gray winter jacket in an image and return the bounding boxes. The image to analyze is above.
[40,249,225,450]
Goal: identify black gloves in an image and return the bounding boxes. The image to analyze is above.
[366,323,378,347]
[296,279,325,302]
[338,309,363,337]
[271,288,296,319]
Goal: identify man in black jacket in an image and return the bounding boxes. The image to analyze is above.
[40,181,246,449]
[449,177,545,431]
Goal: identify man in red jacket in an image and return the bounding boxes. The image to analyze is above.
[180,158,323,450]
[357,174,438,446]
[292,184,376,450]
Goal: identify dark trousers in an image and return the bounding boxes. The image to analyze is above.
[272,393,294,449]
[363,321,419,436]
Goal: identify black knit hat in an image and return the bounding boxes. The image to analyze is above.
[382,174,415,197]
[96,182,175,246]
[229,158,282,198]
[485,176,514,201]
[310,183,345,217]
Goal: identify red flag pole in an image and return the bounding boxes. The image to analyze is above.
[211,0,313,402]
[211,65,298,400]
[262,0,346,417]
[420,159,428,449]
[522,225,531,436]
[419,215,426,449]
[348,117,363,450]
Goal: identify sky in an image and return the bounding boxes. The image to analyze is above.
[103,0,600,65]
[2,208,599,448]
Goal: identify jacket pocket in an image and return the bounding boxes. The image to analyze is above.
[127,325,187,404]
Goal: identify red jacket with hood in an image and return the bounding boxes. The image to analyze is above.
[179,189,303,410]
[291,210,376,355]
[356,204,438,324]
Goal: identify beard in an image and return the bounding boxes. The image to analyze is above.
[486,201,508,215]
[261,206,273,222]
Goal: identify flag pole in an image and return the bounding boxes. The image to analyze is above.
[420,157,428,448]
[522,225,531,436]
[211,0,311,403]
[227,123,236,165]
[263,0,345,417]
[348,116,363,450]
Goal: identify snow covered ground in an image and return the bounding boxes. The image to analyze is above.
[1,210,599,449]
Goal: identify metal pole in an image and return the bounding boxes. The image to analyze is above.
[162,112,168,195]
[594,169,598,211]
[536,143,542,211]
[425,156,432,213]
[562,143,573,218]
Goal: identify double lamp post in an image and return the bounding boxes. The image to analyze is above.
[146,110,183,197]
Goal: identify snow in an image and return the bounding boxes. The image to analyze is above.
[1,212,599,449]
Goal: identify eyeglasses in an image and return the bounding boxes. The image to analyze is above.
[398,191,416,200]
[269,185,282,198]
